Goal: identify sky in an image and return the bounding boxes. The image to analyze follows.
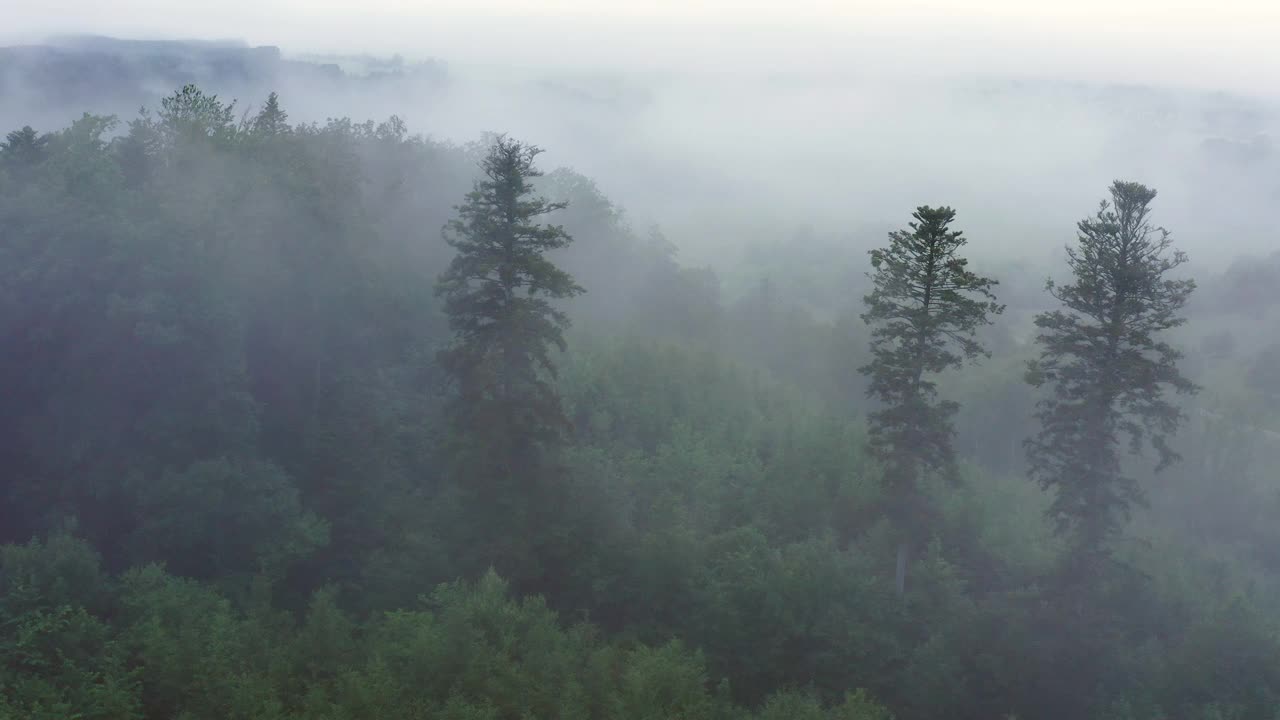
[5,0,1280,93]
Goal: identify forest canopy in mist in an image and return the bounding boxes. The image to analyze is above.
[3,32,1280,720]
[3,35,1279,266]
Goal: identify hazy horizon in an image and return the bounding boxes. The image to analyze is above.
[4,4,1279,268]
[5,1,1280,95]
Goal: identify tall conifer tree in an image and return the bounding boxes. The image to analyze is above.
[436,136,583,575]
[1026,181,1197,564]
[860,206,1003,594]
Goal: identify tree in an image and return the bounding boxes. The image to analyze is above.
[251,92,290,136]
[157,84,237,147]
[1025,180,1197,565]
[0,126,49,172]
[859,206,1002,594]
[435,136,584,577]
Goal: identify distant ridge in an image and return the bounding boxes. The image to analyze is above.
[0,35,447,127]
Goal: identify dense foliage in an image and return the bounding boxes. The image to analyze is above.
[3,87,1280,720]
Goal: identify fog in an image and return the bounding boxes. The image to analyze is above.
[7,1,1280,86]
[4,3,1280,271]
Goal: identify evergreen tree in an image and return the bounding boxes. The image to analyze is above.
[435,136,584,576]
[1025,180,1197,562]
[251,92,290,136]
[859,206,1002,594]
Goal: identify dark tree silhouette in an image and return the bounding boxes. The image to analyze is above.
[251,91,290,136]
[1026,180,1198,562]
[435,136,584,579]
[859,205,1003,594]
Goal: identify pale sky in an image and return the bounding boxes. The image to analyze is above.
[5,0,1280,92]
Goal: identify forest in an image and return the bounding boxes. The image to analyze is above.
[3,83,1280,720]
